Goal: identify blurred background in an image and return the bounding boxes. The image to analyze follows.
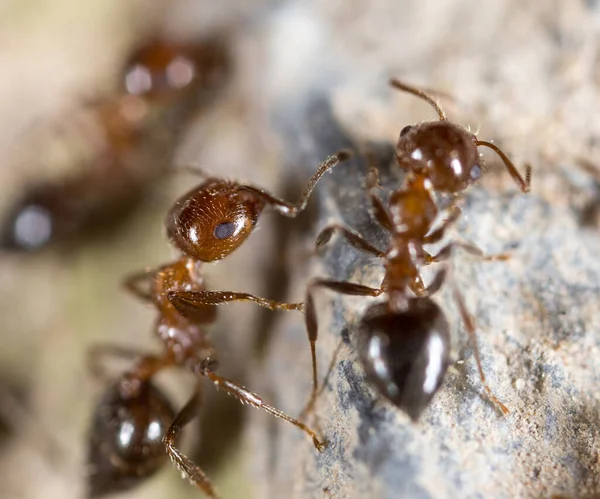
[0,0,599,498]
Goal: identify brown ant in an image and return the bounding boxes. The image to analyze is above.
[87,151,349,497]
[88,377,175,497]
[0,36,228,252]
[302,79,531,421]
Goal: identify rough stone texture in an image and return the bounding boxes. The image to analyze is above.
[248,2,600,499]
[255,101,600,498]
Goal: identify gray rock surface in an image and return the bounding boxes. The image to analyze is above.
[246,1,600,495]
[253,98,600,499]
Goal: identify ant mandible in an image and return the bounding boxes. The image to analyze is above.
[88,150,349,497]
[302,79,531,421]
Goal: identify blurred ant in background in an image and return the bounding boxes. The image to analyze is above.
[0,35,229,253]
[87,151,349,497]
[302,79,531,421]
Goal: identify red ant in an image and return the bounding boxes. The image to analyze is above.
[0,36,228,252]
[87,151,349,497]
[88,377,175,497]
[302,79,531,421]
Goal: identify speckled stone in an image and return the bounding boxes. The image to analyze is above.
[249,97,600,499]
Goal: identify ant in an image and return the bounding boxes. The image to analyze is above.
[87,150,349,497]
[0,36,228,252]
[88,377,175,497]
[302,79,532,421]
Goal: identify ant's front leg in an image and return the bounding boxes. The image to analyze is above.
[167,290,304,319]
[123,266,167,303]
[163,383,220,498]
[365,162,394,231]
[316,224,385,257]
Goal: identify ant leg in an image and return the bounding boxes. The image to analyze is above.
[422,205,462,245]
[298,337,344,421]
[304,279,383,416]
[316,224,385,257]
[424,240,510,265]
[123,267,163,302]
[196,368,327,451]
[117,354,176,398]
[577,157,600,180]
[168,291,304,319]
[475,140,532,193]
[409,266,448,297]
[87,344,146,381]
[451,286,509,415]
[163,384,219,498]
[177,164,211,178]
[365,163,394,231]
[236,151,351,217]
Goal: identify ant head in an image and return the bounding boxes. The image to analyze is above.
[124,39,202,102]
[357,299,451,421]
[166,180,265,262]
[395,121,481,193]
[88,381,174,497]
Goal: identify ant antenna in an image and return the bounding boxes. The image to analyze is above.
[476,140,531,193]
[237,150,352,217]
[178,164,211,178]
[389,78,447,121]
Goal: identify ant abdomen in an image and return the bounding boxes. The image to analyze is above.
[396,121,481,192]
[88,380,175,497]
[166,180,265,262]
[357,299,451,421]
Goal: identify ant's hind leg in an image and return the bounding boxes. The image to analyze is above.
[197,368,327,452]
[87,344,147,381]
[452,286,509,415]
[316,224,385,257]
[303,279,383,417]
[163,384,219,498]
[424,240,510,265]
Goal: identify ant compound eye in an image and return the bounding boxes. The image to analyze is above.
[470,164,482,181]
[213,221,237,240]
[400,125,413,137]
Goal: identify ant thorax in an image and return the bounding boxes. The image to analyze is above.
[152,258,216,359]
